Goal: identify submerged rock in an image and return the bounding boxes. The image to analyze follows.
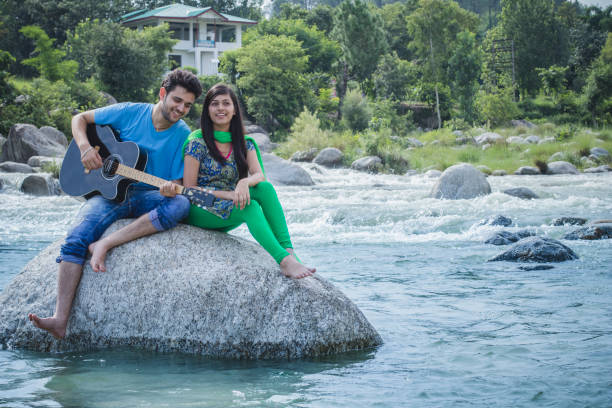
[479,215,513,227]
[488,237,578,263]
[484,230,535,245]
[551,217,587,226]
[564,224,612,240]
[430,163,491,199]
[351,156,382,173]
[519,265,554,271]
[20,174,60,196]
[503,187,538,200]
[0,222,381,358]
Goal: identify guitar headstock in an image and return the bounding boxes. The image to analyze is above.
[184,187,215,208]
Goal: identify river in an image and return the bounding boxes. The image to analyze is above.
[1,168,611,407]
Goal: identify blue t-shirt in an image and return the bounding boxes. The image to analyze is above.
[94,103,190,186]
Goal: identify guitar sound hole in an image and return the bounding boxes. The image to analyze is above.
[102,155,121,180]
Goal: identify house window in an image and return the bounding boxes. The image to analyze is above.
[169,55,182,70]
[169,22,189,41]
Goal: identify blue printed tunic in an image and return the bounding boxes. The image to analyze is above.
[185,137,255,219]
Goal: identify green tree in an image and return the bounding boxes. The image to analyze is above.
[305,5,334,34]
[448,30,482,123]
[333,0,388,86]
[500,0,565,97]
[476,86,519,127]
[380,1,417,61]
[0,50,16,103]
[407,0,479,127]
[341,88,371,132]
[20,25,78,82]
[373,52,416,101]
[536,65,568,100]
[223,35,312,130]
[583,33,612,126]
[66,20,175,101]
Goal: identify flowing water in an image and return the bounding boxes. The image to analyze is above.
[1,168,611,407]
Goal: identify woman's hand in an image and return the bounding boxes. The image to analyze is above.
[233,178,250,210]
[160,181,179,197]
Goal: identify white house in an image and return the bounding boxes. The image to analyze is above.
[121,4,257,76]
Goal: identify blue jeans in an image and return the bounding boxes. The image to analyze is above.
[58,188,190,265]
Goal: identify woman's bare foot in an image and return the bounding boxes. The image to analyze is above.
[280,255,313,279]
[28,314,66,339]
[285,248,316,273]
[88,240,110,272]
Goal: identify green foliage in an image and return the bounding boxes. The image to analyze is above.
[369,98,413,135]
[333,0,388,84]
[66,20,176,102]
[305,5,334,35]
[448,31,481,123]
[314,88,339,129]
[583,33,612,126]
[500,0,565,96]
[412,82,452,122]
[536,65,569,100]
[19,26,78,82]
[373,52,416,101]
[41,161,61,178]
[226,35,312,130]
[475,88,519,127]
[0,49,16,103]
[380,2,417,61]
[182,66,199,75]
[341,89,371,132]
[245,18,340,73]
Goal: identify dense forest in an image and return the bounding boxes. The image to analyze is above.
[1,0,611,167]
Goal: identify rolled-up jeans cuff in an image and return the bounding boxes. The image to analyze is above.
[149,209,164,232]
[56,255,85,265]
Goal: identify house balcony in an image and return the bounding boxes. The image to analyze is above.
[196,40,216,48]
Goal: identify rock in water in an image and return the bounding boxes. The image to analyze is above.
[0,222,381,358]
[488,236,578,263]
[564,224,612,240]
[430,163,491,199]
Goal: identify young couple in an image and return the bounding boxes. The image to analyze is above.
[29,69,315,339]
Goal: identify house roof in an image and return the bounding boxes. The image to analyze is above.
[121,4,257,25]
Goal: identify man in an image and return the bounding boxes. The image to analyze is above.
[28,69,203,339]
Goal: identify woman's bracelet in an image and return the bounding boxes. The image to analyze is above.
[80,146,94,159]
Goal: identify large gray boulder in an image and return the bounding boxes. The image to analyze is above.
[546,161,579,175]
[262,153,314,186]
[0,124,66,163]
[351,156,382,173]
[430,163,491,199]
[0,161,34,173]
[0,134,6,152]
[39,126,68,147]
[488,237,578,263]
[248,133,276,153]
[313,148,344,168]
[0,222,381,358]
[245,124,268,136]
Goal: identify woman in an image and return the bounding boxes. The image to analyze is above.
[183,84,315,279]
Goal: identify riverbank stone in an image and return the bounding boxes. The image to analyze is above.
[503,187,538,200]
[351,156,382,173]
[290,148,318,162]
[248,133,276,153]
[313,148,343,168]
[0,124,66,163]
[525,135,541,144]
[514,166,541,175]
[564,224,612,240]
[430,163,491,200]
[425,169,441,178]
[584,165,612,173]
[245,124,268,135]
[39,126,68,147]
[590,147,610,161]
[491,170,507,176]
[0,161,35,173]
[0,222,382,358]
[506,136,526,145]
[546,161,579,175]
[475,132,503,145]
[488,237,578,263]
[262,154,314,186]
[26,156,63,169]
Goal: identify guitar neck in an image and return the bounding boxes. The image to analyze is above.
[115,163,185,194]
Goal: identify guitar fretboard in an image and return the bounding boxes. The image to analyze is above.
[115,163,185,194]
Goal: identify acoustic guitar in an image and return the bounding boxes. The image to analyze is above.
[59,124,215,208]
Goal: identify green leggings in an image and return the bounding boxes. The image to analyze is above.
[187,181,292,264]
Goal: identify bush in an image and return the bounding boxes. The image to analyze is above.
[476,89,520,127]
[341,89,371,132]
[369,98,413,135]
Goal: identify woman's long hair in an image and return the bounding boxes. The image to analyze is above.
[200,83,248,179]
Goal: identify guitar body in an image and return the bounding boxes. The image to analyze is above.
[60,124,147,202]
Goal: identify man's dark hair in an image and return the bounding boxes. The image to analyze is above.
[161,69,202,99]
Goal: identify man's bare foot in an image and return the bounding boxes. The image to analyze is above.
[28,314,66,339]
[88,240,110,272]
[285,248,316,273]
[280,255,313,279]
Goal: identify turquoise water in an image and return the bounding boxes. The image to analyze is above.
[1,170,611,407]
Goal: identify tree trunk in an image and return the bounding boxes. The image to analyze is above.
[337,61,349,120]
[429,35,441,129]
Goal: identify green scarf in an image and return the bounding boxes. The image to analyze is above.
[182,129,265,176]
